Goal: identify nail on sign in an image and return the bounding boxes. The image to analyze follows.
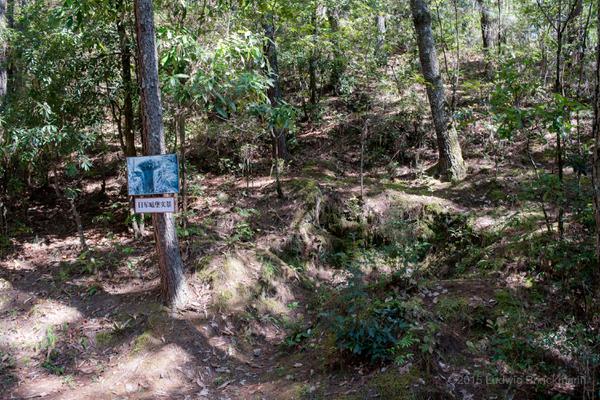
[135,197,176,213]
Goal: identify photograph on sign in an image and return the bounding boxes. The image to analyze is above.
[134,197,177,213]
[127,154,179,196]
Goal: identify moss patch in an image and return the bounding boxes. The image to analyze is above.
[95,331,115,347]
[131,331,159,354]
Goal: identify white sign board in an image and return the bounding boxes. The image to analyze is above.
[134,197,176,214]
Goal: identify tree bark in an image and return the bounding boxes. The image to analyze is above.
[475,0,495,55]
[410,0,466,181]
[117,0,136,157]
[134,0,188,309]
[553,0,576,239]
[70,198,87,251]
[327,6,344,93]
[496,0,504,54]
[263,16,288,160]
[375,14,386,59]
[0,0,7,105]
[176,111,187,228]
[592,0,600,267]
[309,6,318,107]
[565,0,583,69]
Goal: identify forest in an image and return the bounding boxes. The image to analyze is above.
[1,0,600,398]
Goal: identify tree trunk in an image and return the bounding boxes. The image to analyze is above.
[375,14,386,60]
[496,0,503,54]
[270,127,284,199]
[69,198,87,251]
[327,6,344,93]
[592,0,600,267]
[475,0,494,55]
[565,0,583,74]
[134,0,188,309]
[555,27,564,95]
[410,0,466,181]
[117,0,136,157]
[263,16,288,160]
[176,111,187,228]
[553,1,567,240]
[309,7,318,107]
[0,0,7,105]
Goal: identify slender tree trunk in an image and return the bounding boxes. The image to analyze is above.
[496,0,503,54]
[176,111,187,228]
[0,0,7,105]
[451,0,460,112]
[375,14,386,60]
[555,27,564,95]
[69,198,87,251]
[309,7,318,107]
[0,0,11,224]
[360,120,368,200]
[52,159,87,251]
[263,15,288,160]
[270,127,284,199]
[553,0,567,240]
[132,0,146,239]
[434,4,451,83]
[564,0,583,81]
[117,0,137,157]
[327,6,343,93]
[410,0,466,181]
[536,0,581,240]
[134,0,188,309]
[592,0,600,267]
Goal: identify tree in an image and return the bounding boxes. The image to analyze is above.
[308,3,320,108]
[134,0,189,309]
[326,4,343,93]
[410,0,466,181]
[592,0,600,266]
[375,13,386,60]
[263,13,288,160]
[116,0,137,158]
[475,0,495,55]
[536,0,580,239]
[0,0,7,104]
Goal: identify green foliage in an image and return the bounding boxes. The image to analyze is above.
[86,284,101,297]
[330,296,410,362]
[40,326,65,375]
[231,221,255,242]
[0,351,16,373]
[2,0,111,189]
[491,53,542,140]
[41,356,65,376]
[177,224,203,238]
[0,235,11,256]
[159,27,270,118]
[284,327,313,348]
[391,331,417,366]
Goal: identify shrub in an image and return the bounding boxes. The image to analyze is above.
[331,297,410,362]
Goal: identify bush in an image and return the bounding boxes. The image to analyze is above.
[331,297,410,362]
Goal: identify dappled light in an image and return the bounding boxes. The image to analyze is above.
[1,0,599,398]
